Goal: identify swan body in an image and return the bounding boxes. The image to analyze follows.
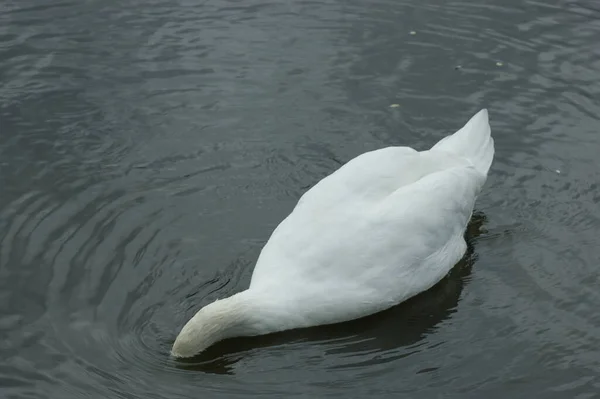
[172,109,494,357]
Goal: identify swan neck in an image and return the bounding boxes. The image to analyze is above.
[171,291,258,358]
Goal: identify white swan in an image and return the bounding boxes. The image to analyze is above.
[172,109,494,358]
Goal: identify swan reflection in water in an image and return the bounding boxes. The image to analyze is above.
[170,211,488,375]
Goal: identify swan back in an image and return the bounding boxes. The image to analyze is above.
[172,109,494,357]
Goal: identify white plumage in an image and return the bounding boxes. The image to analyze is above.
[172,109,494,358]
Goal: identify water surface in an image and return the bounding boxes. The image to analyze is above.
[1,0,600,397]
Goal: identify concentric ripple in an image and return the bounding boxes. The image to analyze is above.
[2,0,600,398]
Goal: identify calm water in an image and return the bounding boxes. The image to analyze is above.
[1,0,600,397]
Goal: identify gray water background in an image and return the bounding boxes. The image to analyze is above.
[1,0,600,398]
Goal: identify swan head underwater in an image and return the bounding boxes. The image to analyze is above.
[171,291,284,358]
[171,293,251,358]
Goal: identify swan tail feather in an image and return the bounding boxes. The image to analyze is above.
[430,109,494,176]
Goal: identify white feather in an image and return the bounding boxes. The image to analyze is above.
[172,109,494,357]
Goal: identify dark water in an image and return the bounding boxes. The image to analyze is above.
[2,0,600,397]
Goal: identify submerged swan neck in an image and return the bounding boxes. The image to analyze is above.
[171,291,262,358]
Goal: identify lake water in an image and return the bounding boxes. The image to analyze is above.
[1,0,600,398]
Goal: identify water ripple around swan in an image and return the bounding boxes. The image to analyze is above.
[2,0,600,397]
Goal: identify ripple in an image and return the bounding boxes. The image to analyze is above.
[2,0,600,398]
